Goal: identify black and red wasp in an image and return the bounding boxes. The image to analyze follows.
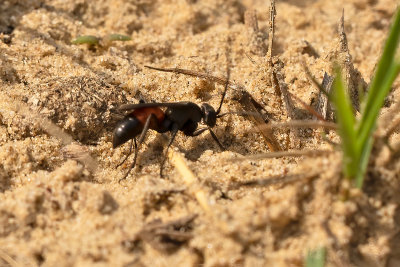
[113,66,230,180]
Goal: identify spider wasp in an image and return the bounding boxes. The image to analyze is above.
[113,66,230,180]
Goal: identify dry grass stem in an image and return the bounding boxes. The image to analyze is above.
[0,249,20,267]
[255,120,338,131]
[230,172,319,188]
[244,9,267,56]
[289,92,326,121]
[168,149,211,214]
[229,149,333,161]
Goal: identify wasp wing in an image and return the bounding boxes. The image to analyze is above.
[118,102,193,111]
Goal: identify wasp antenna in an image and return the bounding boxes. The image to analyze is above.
[144,65,175,72]
[217,110,269,118]
[216,68,230,115]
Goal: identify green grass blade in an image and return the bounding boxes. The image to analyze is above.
[357,61,400,154]
[71,35,100,45]
[361,8,400,117]
[349,8,400,188]
[332,68,358,178]
[355,135,373,188]
[306,247,326,267]
[106,34,132,42]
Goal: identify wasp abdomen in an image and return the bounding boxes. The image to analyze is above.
[112,117,142,148]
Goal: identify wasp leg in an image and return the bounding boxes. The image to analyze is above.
[116,138,136,168]
[160,123,179,178]
[208,128,225,151]
[191,127,208,136]
[191,127,225,151]
[119,114,155,182]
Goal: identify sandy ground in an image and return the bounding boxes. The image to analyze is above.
[1,0,400,266]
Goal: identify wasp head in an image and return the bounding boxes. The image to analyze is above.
[201,103,217,127]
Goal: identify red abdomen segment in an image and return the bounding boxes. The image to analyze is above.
[131,107,165,129]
